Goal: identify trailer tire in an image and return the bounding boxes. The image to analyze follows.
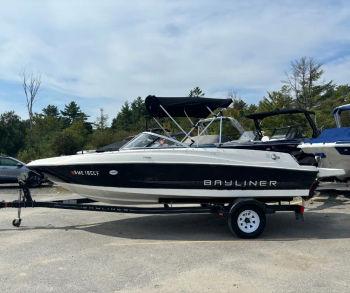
[228,203,266,239]
[27,173,43,188]
[12,218,21,227]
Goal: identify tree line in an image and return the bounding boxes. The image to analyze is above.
[0,57,349,162]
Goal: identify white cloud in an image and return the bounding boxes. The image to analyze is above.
[324,56,350,84]
[0,0,350,119]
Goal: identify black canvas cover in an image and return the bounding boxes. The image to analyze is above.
[145,95,232,118]
[246,109,315,120]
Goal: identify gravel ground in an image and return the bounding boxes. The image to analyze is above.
[0,185,349,292]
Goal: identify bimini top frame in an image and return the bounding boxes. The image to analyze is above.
[144,95,243,144]
[246,108,320,139]
[333,104,350,128]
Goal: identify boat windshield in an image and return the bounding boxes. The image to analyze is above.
[258,114,314,140]
[338,110,350,127]
[121,132,188,150]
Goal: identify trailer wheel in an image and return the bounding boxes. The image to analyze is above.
[27,173,43,188]
[228,203,266,239]
[12,218,21,227]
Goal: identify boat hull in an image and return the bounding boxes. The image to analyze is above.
[300,143,350,180]
[55,182,312,204]
[28,148,318,204]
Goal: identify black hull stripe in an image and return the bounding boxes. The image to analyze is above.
[31,163,317,190]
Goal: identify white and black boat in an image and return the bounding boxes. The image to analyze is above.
[27,138,320,204]
[27,96,332,205]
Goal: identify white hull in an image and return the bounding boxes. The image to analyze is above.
[29,147,311,169]
[58,182,311,204]
[300,143,350,180]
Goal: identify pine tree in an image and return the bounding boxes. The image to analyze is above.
[188,87,205,97]
[42,105,60,118]
[284,57,332,110]
[61,101,88,125]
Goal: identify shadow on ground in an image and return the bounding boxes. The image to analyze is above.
[308,195,350,211]
[83,210,350,241]
[1,211,350,241]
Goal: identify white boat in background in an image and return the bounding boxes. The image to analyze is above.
[299,104,350,182]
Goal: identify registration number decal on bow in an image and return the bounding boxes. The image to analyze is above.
[71,170,100,176]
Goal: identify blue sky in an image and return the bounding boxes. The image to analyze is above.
[0,0,350,123]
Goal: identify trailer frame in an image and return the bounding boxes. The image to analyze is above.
[0,181,306,238]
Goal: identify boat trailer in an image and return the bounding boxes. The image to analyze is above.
[0,180,306,239]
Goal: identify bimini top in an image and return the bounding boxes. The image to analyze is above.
[145,95,232,118]
[245,108,319,138]
[246,108,315,120]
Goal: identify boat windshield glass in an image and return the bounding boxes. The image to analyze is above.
[258,113,314,140]
[339,111,350,127]
[121,132,187,150]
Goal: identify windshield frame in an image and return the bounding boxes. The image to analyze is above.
[120,132,189,150]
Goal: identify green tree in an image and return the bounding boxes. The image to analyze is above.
[42,105,60,118]
[0,111,25,156]
[111,102,133,131]
[61,101,89,125]
[130,97,146,125]
[258,87,294,112]
[314,84,350,129]
[52,121,89,155]
[223,97,256,130]
[31,112,64,156]
[256,87,315,137]
[188,87,205,97]
[61,101,92,134]
[86,129,130,150]
[284,57,332,109]
[18,108,65,161]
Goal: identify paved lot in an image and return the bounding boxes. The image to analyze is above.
[0,185,350,292]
